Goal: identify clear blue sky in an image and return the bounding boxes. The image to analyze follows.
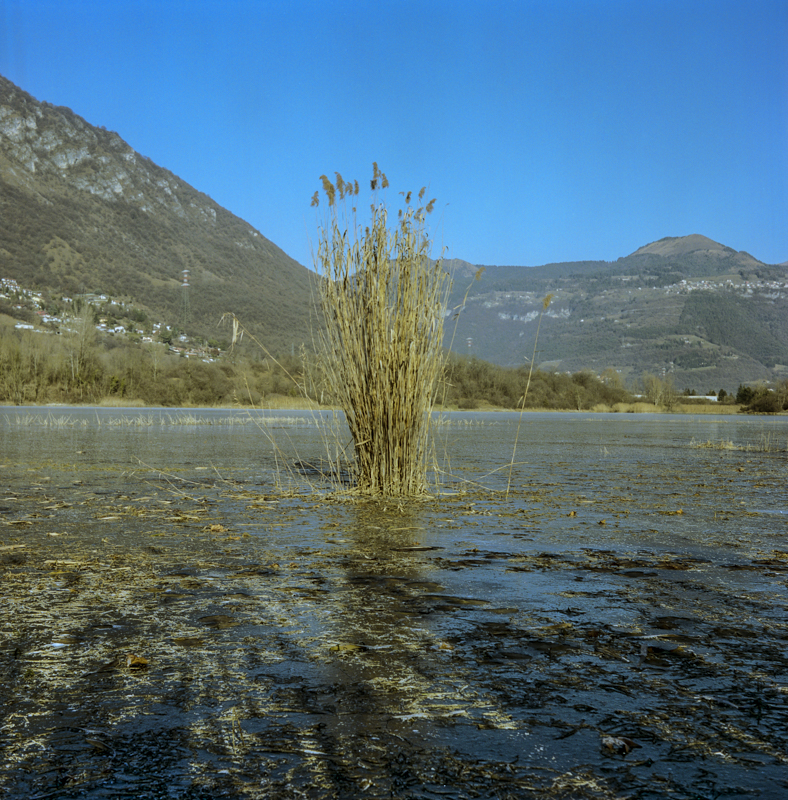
[2,0,786,267]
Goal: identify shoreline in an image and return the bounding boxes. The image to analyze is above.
[1,399,780,416]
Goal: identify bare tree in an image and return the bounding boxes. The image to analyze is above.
[65,303,97,398]
[642,372,677,410]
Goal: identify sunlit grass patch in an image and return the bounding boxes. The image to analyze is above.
[432,415,490,427]
[692,438,739,450]
[162,414,313,427]
[7,413,88,428]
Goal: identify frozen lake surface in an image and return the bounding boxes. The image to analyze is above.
[1,407,787,798]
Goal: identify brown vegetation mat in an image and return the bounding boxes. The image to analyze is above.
[1,464,787,798]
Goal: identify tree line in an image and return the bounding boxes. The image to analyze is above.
[5,321,784,412]
[735,382,788,413]
[1,322,636,410]
[439,356,632,410]
[0,322,300,407]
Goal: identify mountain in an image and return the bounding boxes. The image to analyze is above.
[631,233,746,260]
[2,74,785,392]
[446,235,788,392]
[0,74,314,353]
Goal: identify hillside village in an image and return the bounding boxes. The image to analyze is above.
[476,272,788,317]
[1,276,221,362]
[667,276,788,297]
[470,271,786,333]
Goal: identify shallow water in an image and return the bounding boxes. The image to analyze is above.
[1,407,787,798]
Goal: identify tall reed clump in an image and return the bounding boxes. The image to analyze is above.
[311,164,449,496]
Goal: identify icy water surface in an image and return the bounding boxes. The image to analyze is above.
[1,407,787,799]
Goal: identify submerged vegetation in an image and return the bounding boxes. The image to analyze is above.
[311,165,449,496]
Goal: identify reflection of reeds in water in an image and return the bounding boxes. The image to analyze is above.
[313,166,449,496]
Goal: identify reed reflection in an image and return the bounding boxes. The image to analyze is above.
[316,502,454,744]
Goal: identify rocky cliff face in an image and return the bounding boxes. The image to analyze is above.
[0,76,217,223]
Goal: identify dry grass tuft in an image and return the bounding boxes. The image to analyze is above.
[312,165,449,496]
[692,433,787,452]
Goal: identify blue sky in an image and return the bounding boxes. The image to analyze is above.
[2,0,787,267]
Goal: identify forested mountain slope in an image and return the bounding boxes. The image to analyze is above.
[0,74,314,353]
[447,235,788,391]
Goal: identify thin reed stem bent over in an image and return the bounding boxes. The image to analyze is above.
[506,294,553,499]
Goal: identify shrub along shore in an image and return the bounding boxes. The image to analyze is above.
[1,322,780,413]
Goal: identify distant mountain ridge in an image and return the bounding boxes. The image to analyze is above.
[1,74,785,390]
[0,74,314,352]
[447,234,787,390]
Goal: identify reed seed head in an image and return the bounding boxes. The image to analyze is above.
[320,175,336,206]
[543,293,554,310]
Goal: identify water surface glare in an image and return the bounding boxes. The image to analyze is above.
[1,407,787,798]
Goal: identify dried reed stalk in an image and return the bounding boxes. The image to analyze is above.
[505,293,553,499]
[313,166,448,496]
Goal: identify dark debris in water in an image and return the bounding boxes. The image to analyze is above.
[1,450,788,799]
